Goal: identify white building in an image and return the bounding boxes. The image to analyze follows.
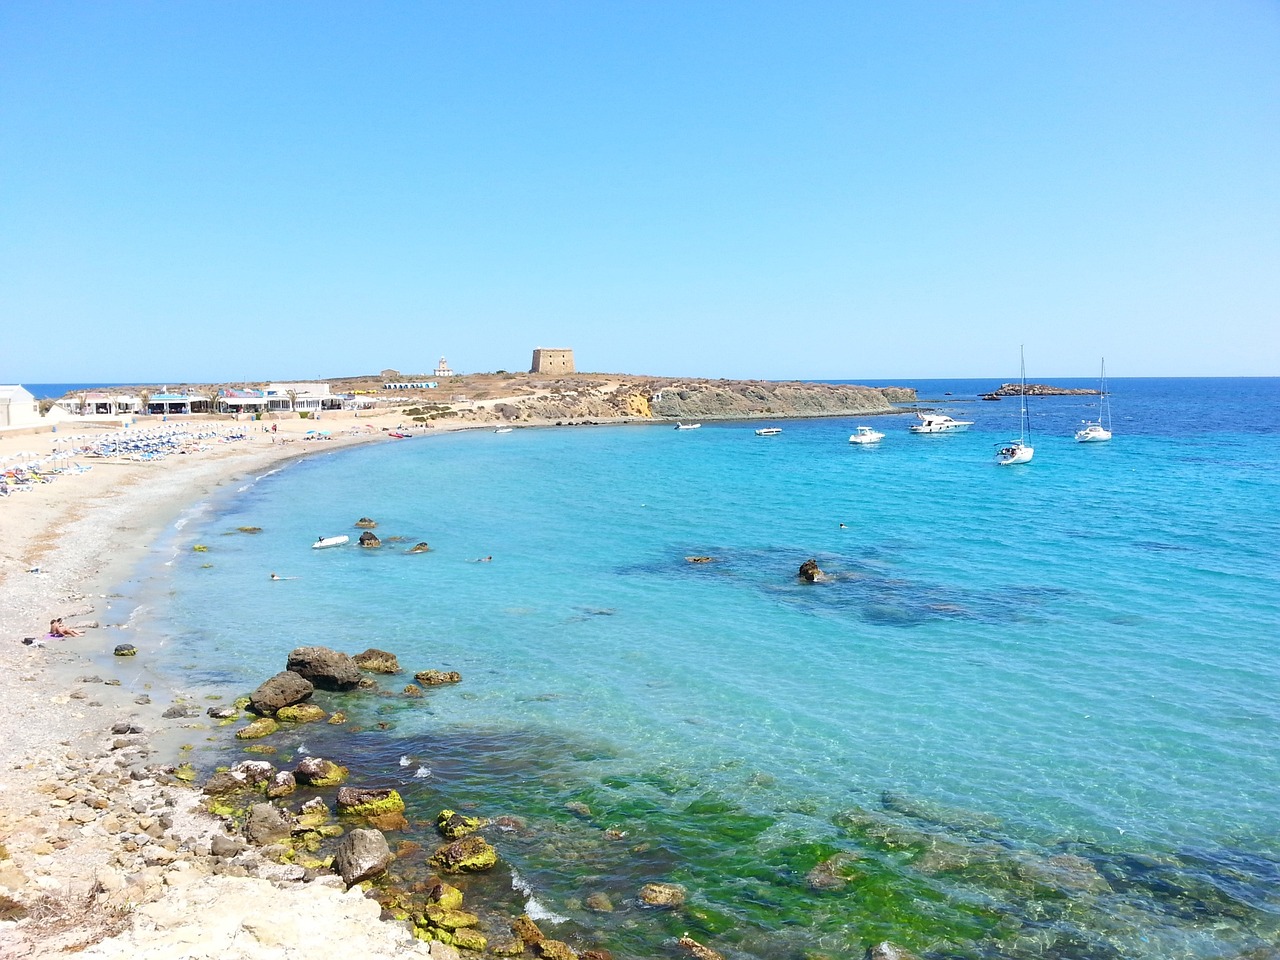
[0,385,41,429]
[433,357,457,378]
[262,382,342,414]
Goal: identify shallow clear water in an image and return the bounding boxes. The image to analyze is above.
[134,378,1280,959]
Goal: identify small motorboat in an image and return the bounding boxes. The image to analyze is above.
[848,426,885,444]
[312,535,350,549]
[909,412,974,433]
[495,427,513,434]
[674,423,701,430]
[755,427,782,436]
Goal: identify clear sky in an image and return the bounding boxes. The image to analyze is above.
[2,1,1277,382]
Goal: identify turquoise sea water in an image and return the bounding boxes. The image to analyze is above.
[131,378,1280,959]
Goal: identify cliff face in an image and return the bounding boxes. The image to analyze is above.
[647,382,910,421]
[449,377,915,425]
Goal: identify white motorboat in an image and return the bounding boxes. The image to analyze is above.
[996,347,1034,466]
[848,426,885,444]
[675,423,701,430]
[494,427,513,434]
[1075,358,1113,442]
[755,427,782,436]
[312,535,350,549]
[909,412,973,433]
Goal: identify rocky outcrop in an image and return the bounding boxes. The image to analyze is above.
[429,834,498,873]
[358,531,381,547]
[248,671,314,715]
[987,383,1098,397]
[334,828,393,886]
[648,381,909,422]
[243,802,292,845]
[286,646,361,690]
[354,517,378,528]
[353,648,401,673]
[414,669,461,686]
[408,542,431,553]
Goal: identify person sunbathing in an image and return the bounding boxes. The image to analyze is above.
[49,618,82,638]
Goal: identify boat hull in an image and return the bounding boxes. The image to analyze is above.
[996,443,1034,465]
[312,535,350,549]
[1075,424,1112,443]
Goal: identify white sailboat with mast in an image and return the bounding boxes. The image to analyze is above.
[1075,358,1113,442]
[996,347,1034,465]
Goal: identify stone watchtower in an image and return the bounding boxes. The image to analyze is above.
[530,348,575,374]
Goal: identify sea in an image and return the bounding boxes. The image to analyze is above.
[109,377,1280,960]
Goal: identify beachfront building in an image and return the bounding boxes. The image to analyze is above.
[147,392,194,415]
[382,380,437,390]
[434,357,457,378]
[217,388,270,414]
[0,385,41,429]
[263,382,343,414]
[73,392,142,415]
[531,348,575,374]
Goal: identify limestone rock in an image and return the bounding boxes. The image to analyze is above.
[511,913,544,944]
[638,882,685,908]
[353,648,401,673]
[267,770,297,799]
[207,705,239,719]
[113,644,137,657]
[409,542,431,553]
[248,671,314,716]
[229,760,276,786]
[354,517,378,528]
[536,940,577,960]
[287,646,362,690]
[585,892,614,912]
[244,802,292,845]
[358,531,381,547]
[333,828,393,885]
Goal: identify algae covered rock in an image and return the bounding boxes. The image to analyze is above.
[229,759,276,786]
[404,685,424,698]
[334,827,393,885]
[295,756,349,787]
[113,644,137,657]
[267,770,297,799]
[276,703,327,724]
[430,834,498,873]
[353,648,401,673]
[414,669,462,686]
[536,940,577,960]
[638,882,686,908]
[451,929,487,952]
[327,711,348,725]
[248,671,314,716]
[425,878,465,911]
[336,786,405,818]
[865,943,919,960]
[235,717,279,740]
[437,809,487,840]
[511,914,544,945]
[286,646,362,691]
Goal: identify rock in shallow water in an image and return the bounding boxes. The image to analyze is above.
[334,827,392,885]
[287,646,362,690]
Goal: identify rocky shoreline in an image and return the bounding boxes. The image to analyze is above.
[981,383,1099,399]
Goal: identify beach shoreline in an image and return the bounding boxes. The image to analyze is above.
[0,412,487,957]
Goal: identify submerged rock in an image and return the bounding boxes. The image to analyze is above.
[353,648,401,673]
[276,703,327,724]
[337,786,405,818]
[866,943,919,960]
[249,671,315,715]
[408,542,431,553]
[287,646,362,690]
[678,935,723,960]
[638,882,686,908]
[511,914,544,945]
[235,717,279,740]
[334,828,393,885]
[806,852,862,890]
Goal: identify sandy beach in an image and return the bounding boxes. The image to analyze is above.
[0,412,478,958]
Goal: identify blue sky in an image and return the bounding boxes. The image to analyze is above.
[2,1,1277,382]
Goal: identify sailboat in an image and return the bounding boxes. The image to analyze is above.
[996,347,1034,465]
[1075,359,1113,442]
